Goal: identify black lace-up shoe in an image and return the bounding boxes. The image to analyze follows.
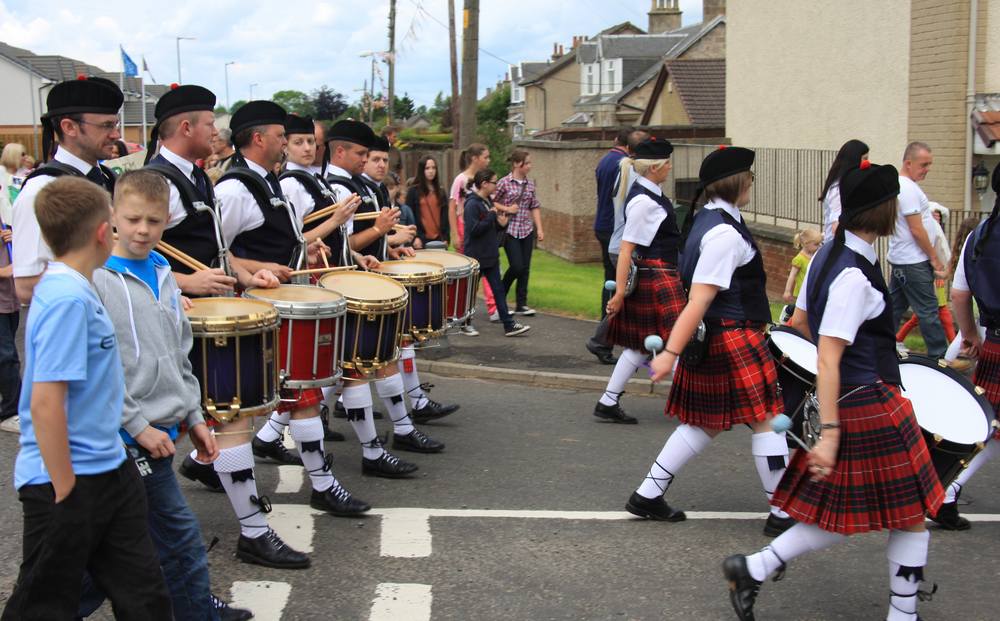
[210,593,253,621]
[722,555,762,621]
[593,401,638,424]
[586,339,618,365]
[179,455,224,492]
[236,528,310,569]
[411,399,460,423]
[310,483,371,516]
[930,501,971,530]
[625,491,686,521]
[362,451,419,478]
[252,437,303,465]
[762,513,797,537]
[393,428,445,453]
[319,404,345,441]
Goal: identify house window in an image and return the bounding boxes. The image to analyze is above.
[512,85,524,104]
[581,64,598,96]
[602,59,621,94]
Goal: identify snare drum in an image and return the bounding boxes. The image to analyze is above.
[412,250,480,327]
[244,285,347,389]
[374,261,447,342]
[187,298,280,424]
[767,326,818,385]
[899,355,994,487]
[319,270,408,378]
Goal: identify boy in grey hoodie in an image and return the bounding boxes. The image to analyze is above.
[92,170,251,621]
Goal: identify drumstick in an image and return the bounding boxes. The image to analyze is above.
[112,232,210,272]
[288,265,358,277]
[302,203,341,226]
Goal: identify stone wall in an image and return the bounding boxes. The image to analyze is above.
[748,222,799,301]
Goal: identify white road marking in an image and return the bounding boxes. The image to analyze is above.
[369,508,1000,558]
[369,583,433,621]
[229,580,292,621]
[269,504,323,553]
[275,465,304,494]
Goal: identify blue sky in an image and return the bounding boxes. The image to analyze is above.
[0,0,703,109]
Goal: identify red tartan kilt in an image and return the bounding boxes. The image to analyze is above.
[666,322,780,430]
[772,383,945,535]
[973,333,1000,439]
[276,387,324,413]
[605,259,686,351]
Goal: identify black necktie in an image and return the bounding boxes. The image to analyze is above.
[86,167,109,191]
[266,172,285,200]
[192,168,209,199]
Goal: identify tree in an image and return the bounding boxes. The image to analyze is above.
[312,86,348,121]
[229,100,247,114]
[429,91,453,128]
[213,105,228,115]
[392,93,416,120]
[272,90,315,117]
[476,84,512,176]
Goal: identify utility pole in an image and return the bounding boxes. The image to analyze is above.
[387,0,396,125]
[448,0,460,149]
[458,0,478,149]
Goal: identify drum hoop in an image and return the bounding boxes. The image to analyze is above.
[187,299,279,333]
[374,261,447,285]
[766,325,817,383]
[318,270,409,306]
[244,286,348,318]
[898,354,997,420]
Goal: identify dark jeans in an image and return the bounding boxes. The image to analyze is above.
[2,460,172,621]
[595,230,614,318]
[502,232,535,309]
[79,448,218,620]
[888,260,948,357]
[481,262,515,330]
[0,310,21,420]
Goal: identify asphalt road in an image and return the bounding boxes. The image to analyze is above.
[0,374,997,620]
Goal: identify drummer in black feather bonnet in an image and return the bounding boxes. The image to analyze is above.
[722,161,944,621]
[596,138,685,424]
[934,161,1000,530]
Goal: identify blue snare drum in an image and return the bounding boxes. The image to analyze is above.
[319,271,408,378]
[186,298,280,423]
[373,260,447,342]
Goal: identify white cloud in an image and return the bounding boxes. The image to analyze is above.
[0,0,706,108]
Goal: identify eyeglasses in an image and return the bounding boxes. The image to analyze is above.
[75,119,121,132]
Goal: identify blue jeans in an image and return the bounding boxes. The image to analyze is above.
[481,263,515,330]
[0,310,21,420]
[889,261,948,357]
[80,448,218,620]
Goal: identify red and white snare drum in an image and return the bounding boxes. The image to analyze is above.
[412,249,480,329]
[244,285,347,389]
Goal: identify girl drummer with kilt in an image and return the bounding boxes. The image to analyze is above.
[596,138,685,424]
[722,161,944,621]
[628,146,793,537]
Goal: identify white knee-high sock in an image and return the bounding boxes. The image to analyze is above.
[599,348,646,406]
[255,410,290,443]
[376,374,414,435]
[215,442,269,538]
[945,439,999,502]
[746,522,845,582]
[636,424,712,499]
[398,346,429,410]
[752,430,791,518]
[321,383,342,409]
[341,383,383,459]
[289,417,334,492]
[886,529,930,621]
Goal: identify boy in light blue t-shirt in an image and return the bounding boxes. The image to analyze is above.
[4,177,171,620]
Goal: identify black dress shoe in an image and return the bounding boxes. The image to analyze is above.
[362,451,419,478]
[236,528,310,569]
[722,555,762,621]
[319,404,346,442]
[762,513,797,537]
[586,339,618,365]
[251,437,303,465]
[310,484,371,516]
[178,455,224,492]
[411,399,460,423]
[333,400,383,419]
[625,491,686,521]
[593,401,638,424]
[211,593,253,621]
[394,428,445,453]
[930,501,971,531]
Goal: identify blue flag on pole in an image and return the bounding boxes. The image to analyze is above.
[120,46,138,77]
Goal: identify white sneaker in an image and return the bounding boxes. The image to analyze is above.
[504,323,531,337]
[460,324,480,337]
[0,416,20,434]
[895,341,909,355]
[489,311,500,323]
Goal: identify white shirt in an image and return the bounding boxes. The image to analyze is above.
[796,231,886,344]
[12,148,96,278]
[622,176,667,247]
[887,176,933,265]
[280,162,323,231]
[690,198,756,290]
[952,233,972,292]
[157,146,199,229]
[821,182,841,244]
[325,163,362,236]
[609,167,640,256]
[216,158,299,248]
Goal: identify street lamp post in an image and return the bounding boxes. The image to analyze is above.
[175,36,196,84]
[249,83,258,101]
[224,61,235,109]
[359,51,379,123]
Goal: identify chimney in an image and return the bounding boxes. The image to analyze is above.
[703,0,725,22]
[648,0,682,34]
[552,42,561,60]
[572,35,584,49]
[559,44,565,56]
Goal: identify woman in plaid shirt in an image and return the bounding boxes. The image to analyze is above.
[493,149,544,316]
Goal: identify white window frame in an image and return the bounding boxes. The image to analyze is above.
[602,58,622,94]
[511,84,525,104]
[581,63,599,96]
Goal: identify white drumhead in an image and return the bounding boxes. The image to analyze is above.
[769,330,818,376]
[899,362,991,445]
